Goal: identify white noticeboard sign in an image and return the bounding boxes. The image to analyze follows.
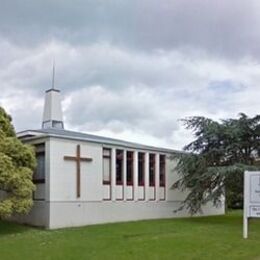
[243,171,260,238]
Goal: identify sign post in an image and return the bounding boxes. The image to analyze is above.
[243,171,260,239]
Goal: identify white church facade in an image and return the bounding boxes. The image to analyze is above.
[16,86,225,229]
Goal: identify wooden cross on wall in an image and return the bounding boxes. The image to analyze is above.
[64,145,93,198]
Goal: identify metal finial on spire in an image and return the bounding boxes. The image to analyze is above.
[52,59,55,90]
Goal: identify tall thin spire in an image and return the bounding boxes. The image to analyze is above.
[42,59,64,129]
[52,59,55,90]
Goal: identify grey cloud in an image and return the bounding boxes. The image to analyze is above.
[1,40,260,149]
[0,0,260,59]
[1,1,260,149]
[64,85,179,138]
[0,41,210,95]
[0,93,43,131]
[63,81,186,135]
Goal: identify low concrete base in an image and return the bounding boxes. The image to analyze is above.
[12,200,225,229]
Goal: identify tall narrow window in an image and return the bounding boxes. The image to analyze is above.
[149,154,156,186]
[33,144,45,183]
[138,152,145,186]
[159,154,166,187]
[116,149,123,185]
[103,148,111,185]
[126,151,134,185]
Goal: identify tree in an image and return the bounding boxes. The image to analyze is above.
[0,107,36,218]
[173,113,260,214]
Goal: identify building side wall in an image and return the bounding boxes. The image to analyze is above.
[10,138,50,228]
[47,137,225,229]
[9,135,225,229]
[49,138,103,202]
[13,201,49,227]
[49,201,224,229]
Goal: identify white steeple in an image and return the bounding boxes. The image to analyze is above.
[42,63,64,129]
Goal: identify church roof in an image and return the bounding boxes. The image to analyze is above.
[17,128,182,154]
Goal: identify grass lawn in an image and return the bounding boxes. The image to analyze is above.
[0,211,260,260]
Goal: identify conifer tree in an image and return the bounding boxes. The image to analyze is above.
[174,113,260,214]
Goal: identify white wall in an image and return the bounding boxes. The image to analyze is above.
[49,200,224,229]
[46,137,225,229]
[12,136,225,228]
[14,201,49,227]
[49,138,103,202]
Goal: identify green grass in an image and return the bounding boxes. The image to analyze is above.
[0,211,260,260]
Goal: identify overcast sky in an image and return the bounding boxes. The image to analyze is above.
[0,0,260,149]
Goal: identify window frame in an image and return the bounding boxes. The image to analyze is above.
[102,148,112,185]
[159,154,166,187]
[138,152,145,186]
[126,151,134,186]
[33,144,46,184]
[149,153,156,187]
[116,149,124,185]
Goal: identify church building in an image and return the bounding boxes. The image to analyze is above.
[17,85,225,229]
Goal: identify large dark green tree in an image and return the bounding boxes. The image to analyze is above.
[173,113,260,214]
[0,107,36,218]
